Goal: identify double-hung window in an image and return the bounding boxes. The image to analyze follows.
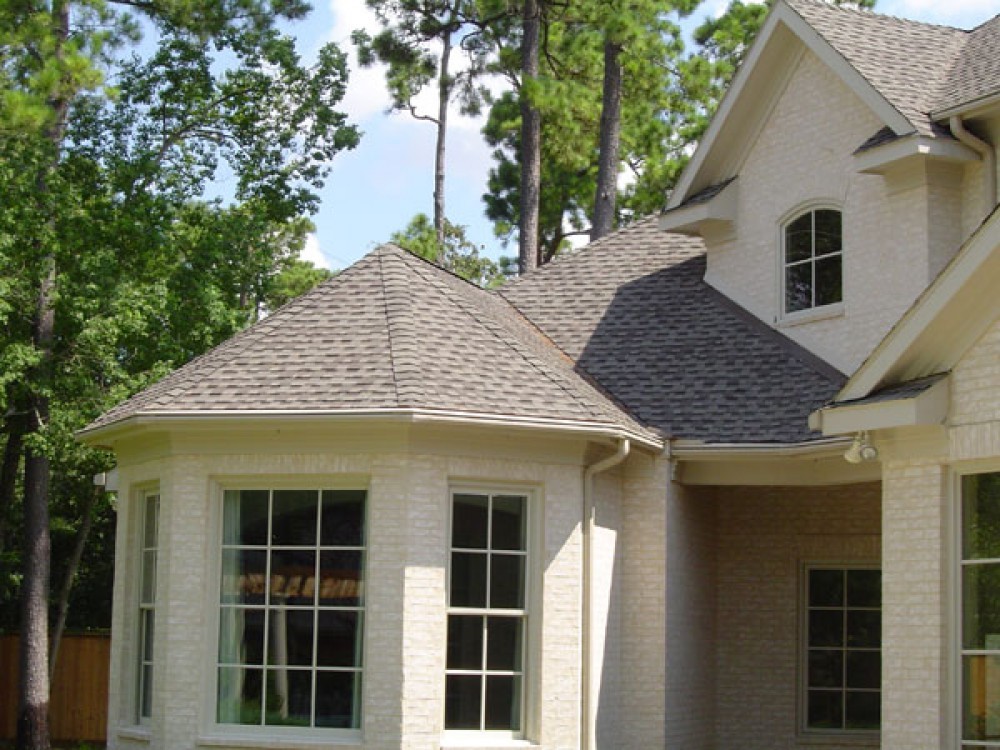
[803,565,881,733]
[217,488,366,731]
[783,208,843,314]
[960,471,1000,747]
[137,490,160,723]
[446,490,529,735]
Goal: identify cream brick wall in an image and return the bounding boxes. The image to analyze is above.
[703,49,964,374]
[714,483,881,750]
[105,427,618,750]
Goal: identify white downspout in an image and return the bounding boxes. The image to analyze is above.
[582,438,630,750]
[950,115,998,214]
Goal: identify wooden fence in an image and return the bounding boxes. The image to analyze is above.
[0,633,110,745]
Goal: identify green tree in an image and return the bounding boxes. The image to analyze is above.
[390,212,508,287]
[266,257,335,311]
[0,2,358,747]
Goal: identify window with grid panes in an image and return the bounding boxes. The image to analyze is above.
[446,491,528,734]
[804,566,881,733]
[137,490,159,723]
[216,488,365,731]
[783,208,842,314]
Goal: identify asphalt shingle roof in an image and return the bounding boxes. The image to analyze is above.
[934,13,1000,114]
[86,245,656,442]
[499,218,845,443]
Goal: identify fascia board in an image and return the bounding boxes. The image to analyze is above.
[659,181,738,233]
[839,208,1000,401]
[669,0,912,209]
[854,135,979,173]
[814,377,949,436]
[932,92,1000,122]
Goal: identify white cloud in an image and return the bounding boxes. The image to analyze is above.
[300,233,335,270]
[327,0,393,121]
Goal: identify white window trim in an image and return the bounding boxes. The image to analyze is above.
[135,486,160,727]
[202,477,369,744]
[443,484,541,744]
[798,561,882,740]
[778,202,845,323]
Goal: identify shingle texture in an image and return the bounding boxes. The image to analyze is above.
[934,14,1000,114]
[86,245,655,441]
[499,218,845,443]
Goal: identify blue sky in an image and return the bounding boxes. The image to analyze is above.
[287,0,1000,271]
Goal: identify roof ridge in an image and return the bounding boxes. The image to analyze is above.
[376,251,406,408]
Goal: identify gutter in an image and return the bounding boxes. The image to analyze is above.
[950,115,997,214]
[670,436,852,460]
[581,438,630,750]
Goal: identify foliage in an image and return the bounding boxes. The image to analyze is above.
[266,257,335,312]
[389,213,509,288]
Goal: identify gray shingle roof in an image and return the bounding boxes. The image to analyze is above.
[499,218,845,444]
[786,0,968,136]
[934,14,1000,114]
[85,245,656,443]
[833,373,946,408]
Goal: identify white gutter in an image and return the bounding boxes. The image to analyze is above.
[581,438,630,750]
[950,115,997,214]
[670,436,852,460]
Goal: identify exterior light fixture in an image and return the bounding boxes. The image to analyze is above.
[844,431,879,464]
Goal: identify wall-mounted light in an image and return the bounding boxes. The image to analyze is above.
[844,431,879,464]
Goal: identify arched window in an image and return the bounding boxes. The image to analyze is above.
[783,208,842,314]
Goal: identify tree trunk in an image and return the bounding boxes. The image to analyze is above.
[433,31,453,250]
[519,0,541,274]
[49,485,100,679]
[591,38,622,241]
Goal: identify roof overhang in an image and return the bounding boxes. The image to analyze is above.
[810,375,949,436]
[667,0,915,209]
[854,133,979,175]
[838,205,1000,401]
[77,408,665,452]
[659,179,738,235]
[932,92,1000,123]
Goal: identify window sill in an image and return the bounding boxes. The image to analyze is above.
[198,731,361,749]
[440,733,538,748]
[796,731,879,746]
[116,727,152,743]
[778,302,844,328]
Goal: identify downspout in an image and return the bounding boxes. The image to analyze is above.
[950,115,998,214]
[582,438,630,750]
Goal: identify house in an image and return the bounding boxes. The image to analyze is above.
[78,0,1000,747]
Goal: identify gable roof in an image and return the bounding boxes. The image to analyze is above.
[499,218,845,444]
[82,245,659,447]
[933,13,1000,116]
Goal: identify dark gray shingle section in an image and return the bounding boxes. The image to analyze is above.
[934,14,1000,114]
[787,0,968,137]
[834,373,947,407]
[86,245,655,442]
[500,218,845,443]
[666,177,737,211]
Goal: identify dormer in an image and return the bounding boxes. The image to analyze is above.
[661,0,997,375]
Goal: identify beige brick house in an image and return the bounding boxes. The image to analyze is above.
[80,0,1000,748]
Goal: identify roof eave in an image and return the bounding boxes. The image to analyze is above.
[659,180,738,235]
[810,376,950,436]
[932,91,1000,122]
[854,133,979,174]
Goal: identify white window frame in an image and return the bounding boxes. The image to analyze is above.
[205,480,368,743]
[779,204,844,322]
[443,485,538,744]
[799,562,881,738]
[136,487,160,726]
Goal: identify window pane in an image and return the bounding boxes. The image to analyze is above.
[141,550,157,604]
[144,495,159,548]
[317,611,362,668]
[490,554,525,609]
[453,494,489,549]
[845,691,879,730]
[845,650,880,689]
[445,674,482,729]
[142,611,155,662]
[815,255,842,306]
[450,552,487,608]
[267,608,314,667]
[807,689,843,729]
[486,616,522,672]
[814,210,842,257]
[448,615,484,670]
[492,496,526,551]
[271,490,319,547]
[219,607,265,666]
[320,490,365,547]
[785,262,812,313]
[964,654,1000,741]
[319,550,363,606]
[485,675,520,731]
[847,610,880,648]
[224,490,269,547]
[809,569,844,606]
[785,214,813,263]
[964,474,1000,560]
[315,671,360,728]
[847,570,881,607]
[808,649,843,689]
[265,668,312,726]
[809,609,843,647]
[217,667,263,725]
[269,550,316,606]
[221,549,266,605]
[140,664,153,719]
[963,564,1000,649]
